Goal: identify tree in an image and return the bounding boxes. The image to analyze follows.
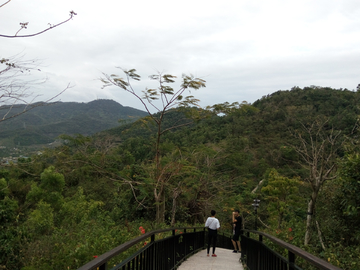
[261,169,302,229]
[289,117,343,246]
[333,146,360,245]
[101,69,206,223]
[0,2,76,122]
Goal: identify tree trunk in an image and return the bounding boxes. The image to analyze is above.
[170,188,181,226]
[154,186,166,224]
[154,115,164,224]
[316,220,326,250]
[155,203,161,223]
[159,191,166,223]
[155,189,161,224]
[171,195,177,226]
[304,190,318,245]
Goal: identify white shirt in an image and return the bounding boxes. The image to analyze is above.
[205,217,220,230]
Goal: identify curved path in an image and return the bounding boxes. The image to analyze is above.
[177,248,244,270]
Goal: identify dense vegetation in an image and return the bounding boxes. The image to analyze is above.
[0,99,147,149]
[1,86,360,269]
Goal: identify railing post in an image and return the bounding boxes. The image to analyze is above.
[258,233,263,270]
[172,229,176,269]
[203,228,206,248]
[288,251,295,270]
[99,263,107,270]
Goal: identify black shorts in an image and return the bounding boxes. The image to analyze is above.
[232,234,240,241]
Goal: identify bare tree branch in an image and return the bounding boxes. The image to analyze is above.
[0,10,77,38]
[0,54,74,122]
[0,83,72,122]
[0,0,12,8]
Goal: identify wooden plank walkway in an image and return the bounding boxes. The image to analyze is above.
[177,248,244,270]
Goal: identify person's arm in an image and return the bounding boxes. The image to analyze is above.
[232,212,236,223]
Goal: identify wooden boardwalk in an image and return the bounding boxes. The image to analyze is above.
[177,248,244,270]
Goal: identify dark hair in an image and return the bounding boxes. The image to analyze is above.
[235,209,240,213]
[211,210,216,216]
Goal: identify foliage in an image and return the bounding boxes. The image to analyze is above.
[26,166,65,211]
[338,153,360,229]
[0,178,22,269]
[21,188,153,269]
[261,169,303,229]
[1,86,360,269]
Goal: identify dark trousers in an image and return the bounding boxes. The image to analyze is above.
[207,229,217,254]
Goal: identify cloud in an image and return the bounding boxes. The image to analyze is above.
[1,0,360,112]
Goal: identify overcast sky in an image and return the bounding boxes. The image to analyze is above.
[1,0,360,112]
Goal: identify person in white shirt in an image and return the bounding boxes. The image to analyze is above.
[205,210,220,257]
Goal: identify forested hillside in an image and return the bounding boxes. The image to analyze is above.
[1,86,360,270]
[0,99,147,148]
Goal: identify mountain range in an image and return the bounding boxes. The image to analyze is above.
[0,99,147,148]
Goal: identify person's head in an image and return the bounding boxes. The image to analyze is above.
[234,210,240,217]
[211,210,216,216]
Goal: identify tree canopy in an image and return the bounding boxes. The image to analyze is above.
[1,86,360,269]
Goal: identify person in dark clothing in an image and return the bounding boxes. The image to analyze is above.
[231,209,242,253]
[205,210,220,257]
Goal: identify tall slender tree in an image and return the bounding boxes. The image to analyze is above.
[101,69,206,223]
[290,118,342,245]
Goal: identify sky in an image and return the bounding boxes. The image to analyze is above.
[1,0,360,112]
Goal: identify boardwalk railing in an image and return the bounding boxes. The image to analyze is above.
[77,227,344,270]
[77,227,233,270]
[241,230,343,270]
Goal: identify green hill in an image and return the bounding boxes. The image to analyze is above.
[0,99,147,147]
[106,86,360,179]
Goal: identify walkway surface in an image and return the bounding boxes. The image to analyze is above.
[177,248,244,270]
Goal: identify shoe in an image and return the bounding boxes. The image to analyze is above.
[233,250,237,253]
[207,254,209,257]
[212,254,217,257]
